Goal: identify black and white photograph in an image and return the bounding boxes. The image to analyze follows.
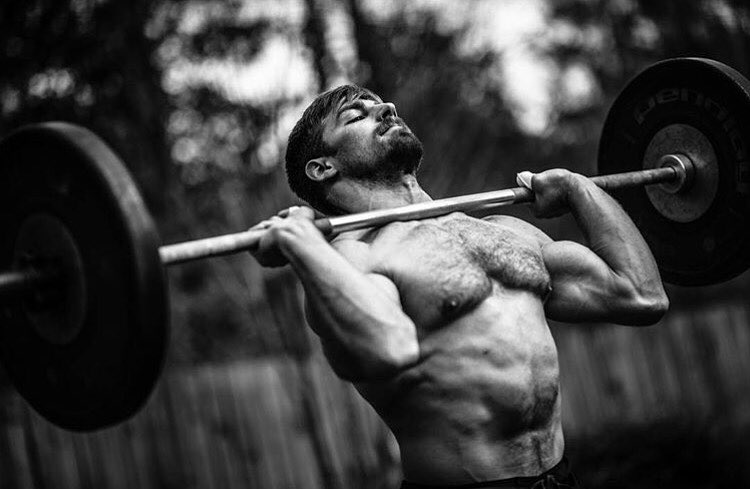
[0,1,749,488]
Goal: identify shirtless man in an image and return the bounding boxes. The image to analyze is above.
[250,85,669,488]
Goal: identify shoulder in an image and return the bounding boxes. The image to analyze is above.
[482,214,552,245]
[330,232,375,271]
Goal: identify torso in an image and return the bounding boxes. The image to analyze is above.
[332,213,563,484]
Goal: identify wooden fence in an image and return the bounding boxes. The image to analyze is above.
[1,287,749,488]
[555,299,750,435]
[0,352,400,489]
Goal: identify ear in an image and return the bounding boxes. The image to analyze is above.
[305,157,338,182]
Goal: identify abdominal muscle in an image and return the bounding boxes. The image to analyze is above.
[356,288,564,485]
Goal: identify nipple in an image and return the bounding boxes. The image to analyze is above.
[442,298,460,316]
[543,284,553,304]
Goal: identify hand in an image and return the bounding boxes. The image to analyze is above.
[517,169,581,218]
[248,206,324,267]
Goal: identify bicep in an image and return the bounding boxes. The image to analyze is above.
[305,237,416,363]
[485,215,661,324]
[542,240,635,323]
[303,269,417,381]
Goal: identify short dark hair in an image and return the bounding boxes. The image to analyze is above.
[285,85,377,214]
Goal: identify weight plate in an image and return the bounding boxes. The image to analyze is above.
[598,57,750,286]
[0,122,168,431]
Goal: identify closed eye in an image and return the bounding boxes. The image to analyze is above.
[346,114,365,124]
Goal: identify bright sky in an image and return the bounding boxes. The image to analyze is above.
[163,0,599,170]
[357,0,559,133]
[166,0,569,127]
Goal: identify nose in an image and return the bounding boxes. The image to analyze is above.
[374,102,397,120]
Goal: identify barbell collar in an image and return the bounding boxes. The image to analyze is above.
[656,154,695,194]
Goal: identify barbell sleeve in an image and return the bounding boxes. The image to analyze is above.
[0,269,58,300]
[589,165,679,193]
[158,163,683,266]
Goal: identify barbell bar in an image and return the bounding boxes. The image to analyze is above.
[0,56,748,432]
[0,269,57,296]
[0,150,687,280]
[0,163,684,285]
[0,163,687,295]
[0,164,683,291]
[158,163,683,265]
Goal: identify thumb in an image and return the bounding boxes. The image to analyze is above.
[288,206,316,220]
[516,171,536,190]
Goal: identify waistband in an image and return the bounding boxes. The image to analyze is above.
[400,456,578,489]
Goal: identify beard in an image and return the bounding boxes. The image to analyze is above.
[386,129,423,175]
[341,120,424,184]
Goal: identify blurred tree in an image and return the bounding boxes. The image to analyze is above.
[0,0,171,214]
[543,0,750,148]
[346,1,536,200]
[147,0,312,363]
[157,0,546,363]
[303,0,331,89]
[541,0,750,291]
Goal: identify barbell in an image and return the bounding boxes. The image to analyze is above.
[0,57,749,431]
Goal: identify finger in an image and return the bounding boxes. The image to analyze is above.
[288,206,316,219]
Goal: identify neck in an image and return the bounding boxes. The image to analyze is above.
[328,173,432,213]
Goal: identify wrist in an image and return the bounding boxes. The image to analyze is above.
[563,172,595,200]
[277,224,328,259]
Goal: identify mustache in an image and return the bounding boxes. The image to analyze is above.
[377,116,408,136]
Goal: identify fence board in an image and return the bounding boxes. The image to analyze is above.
[0,298,749,488]
[556,301,750,435]
[0,395,33,489]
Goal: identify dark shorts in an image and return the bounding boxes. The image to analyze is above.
[400,456,580,489]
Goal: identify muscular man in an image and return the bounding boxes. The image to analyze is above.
[250,86,669,488]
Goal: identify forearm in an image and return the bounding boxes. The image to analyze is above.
[566,174,664,296]
[281,236,417,378]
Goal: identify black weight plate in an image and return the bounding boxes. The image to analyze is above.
[0,122,168,430]
[598,57,750,286]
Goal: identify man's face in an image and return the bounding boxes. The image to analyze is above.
[320,94,423,182]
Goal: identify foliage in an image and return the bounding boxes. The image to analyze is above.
[542,0,750,164]
[3,0,750,359]
[0,0,170,212]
